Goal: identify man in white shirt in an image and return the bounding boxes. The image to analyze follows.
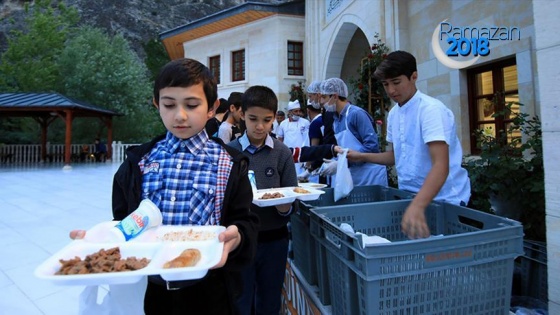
[277,100,310,174]
[343,51,470,239]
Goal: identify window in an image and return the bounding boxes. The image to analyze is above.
[467,58,519,152]
[232,49,245,82]
[209,55,220,84]
[288,41,303,76]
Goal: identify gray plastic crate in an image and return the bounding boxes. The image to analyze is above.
[309,200,524,315]
[518,240,548,303]
[290,185,413,305]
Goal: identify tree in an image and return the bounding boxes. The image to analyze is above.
[0,0,79,144]
[0,0,78,92]
[57,26,163,143]
[143,38,170,81]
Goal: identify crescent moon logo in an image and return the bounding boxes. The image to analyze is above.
[432,19,480,69]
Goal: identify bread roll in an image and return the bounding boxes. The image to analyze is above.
[163,248,201,268]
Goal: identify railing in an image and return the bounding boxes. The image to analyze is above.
[0,142,139,165]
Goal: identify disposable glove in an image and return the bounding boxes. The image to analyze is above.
[319,159,338,176]
[297,169,310,182]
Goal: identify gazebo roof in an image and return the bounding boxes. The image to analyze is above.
[0,92,121,117]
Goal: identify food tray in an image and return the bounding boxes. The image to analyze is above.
[297,182,327,189]
[35,225,225,285]
[252,187,325,207]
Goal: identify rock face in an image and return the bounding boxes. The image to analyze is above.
[0,0,282,60]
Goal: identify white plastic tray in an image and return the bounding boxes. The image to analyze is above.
[292,187,326,201]
[298,182,328,189]
[252,188,297,207]
[35,225,225,285]
[252,187,325,206]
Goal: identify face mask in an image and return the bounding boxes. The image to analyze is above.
[291,114,300,121]
[324,104,335,112]
[324,97,336,112]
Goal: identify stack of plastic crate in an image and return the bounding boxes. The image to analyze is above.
[309,200,524,315]
[290,185,413,305]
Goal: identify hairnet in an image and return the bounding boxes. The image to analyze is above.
[320,78,348,98]
[306,80,322,94]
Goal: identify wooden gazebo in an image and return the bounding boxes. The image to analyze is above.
[0,92,121,166]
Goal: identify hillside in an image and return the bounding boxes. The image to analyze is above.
[0,0,282,60]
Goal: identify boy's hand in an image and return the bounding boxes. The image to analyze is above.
[69,230,86,239]
[401,204,430,239]
[345,150,364,162]
[212,225,241,269]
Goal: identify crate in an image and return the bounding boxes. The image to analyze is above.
[516,240,548,303]
[309,200,524,315]
[290,185,413,305]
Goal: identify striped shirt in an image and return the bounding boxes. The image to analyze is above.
[139,131,232,225]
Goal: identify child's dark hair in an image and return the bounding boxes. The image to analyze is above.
[373,51,417,80]
[153,58,218,111]
[216,98,229,114]
[228,92,244,110]
[241,85,278,114]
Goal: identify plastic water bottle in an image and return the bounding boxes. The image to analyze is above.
[84,199,163,242]
[248,170,258,192]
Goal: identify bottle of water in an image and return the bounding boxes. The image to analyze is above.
[248,170,258,192]
[84,199,163,242]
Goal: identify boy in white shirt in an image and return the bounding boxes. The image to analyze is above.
[344,51,470,239]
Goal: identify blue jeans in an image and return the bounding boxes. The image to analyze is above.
[236,237,289,315]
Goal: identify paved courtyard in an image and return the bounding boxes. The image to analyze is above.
[0,163,120,315]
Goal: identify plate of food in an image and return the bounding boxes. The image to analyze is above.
[35,225,226,285]
[133,225,225,243]
[154,241,223,281]
[252,188,297,207]
[297,182,328,189]
[291,186,326,201]
[34,242,159,285]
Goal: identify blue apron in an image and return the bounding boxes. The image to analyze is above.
[334,105,388,186]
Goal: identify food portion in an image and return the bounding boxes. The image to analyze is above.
[163,249,202,268]
[158,229,217,242]
[56,247,150,275]
[293,187,310,194]
[259,192,285,199]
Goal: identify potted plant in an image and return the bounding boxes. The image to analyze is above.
[464,102,545,241]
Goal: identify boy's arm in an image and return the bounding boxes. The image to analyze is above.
[401,141,449,239]
[112,161,132,220]
[345,149,395,166]
[219,159,259,270]
[352,111,380,153]
[292,144,335,163]
[276,146,299,214]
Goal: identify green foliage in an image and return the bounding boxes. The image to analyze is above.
[288,81,306,115]
[348,33,391,120]
[143,38,170,81]
[57,26,160,143]
[464,103,545,241]
[0,0,78,92]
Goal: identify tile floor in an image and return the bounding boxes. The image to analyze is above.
[0,163,119,315]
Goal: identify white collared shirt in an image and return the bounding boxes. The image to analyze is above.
[387,90,470,204]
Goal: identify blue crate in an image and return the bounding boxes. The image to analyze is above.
[290,185,413,305]
[309,200,524,315]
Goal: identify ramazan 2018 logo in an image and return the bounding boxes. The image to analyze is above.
[431,19,520,69]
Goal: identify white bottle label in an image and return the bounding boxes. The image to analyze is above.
[114,199,162,241]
